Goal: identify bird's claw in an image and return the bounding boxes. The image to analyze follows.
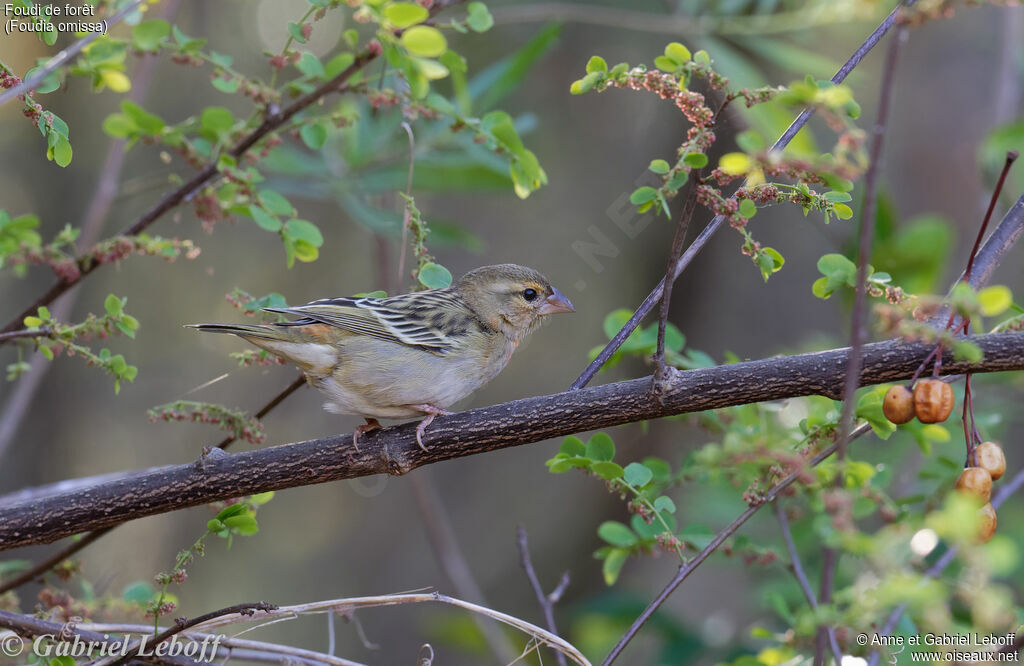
[352,418,382,453]
[410,404,452,451]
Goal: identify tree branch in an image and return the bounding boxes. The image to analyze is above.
[570,0,916,391]
[3,332,1024,550]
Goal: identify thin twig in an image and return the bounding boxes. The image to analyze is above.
[570,0,916,392]
[397,122,416,287]
[773,501,843,664]
[107,601,277,666]
[0,374,304,595]
[0,328,52,343]
[654,183,698,378]
[516,525,569,666]
[815,546,838,665]
[820,17,910,664]
[0,0,146,106]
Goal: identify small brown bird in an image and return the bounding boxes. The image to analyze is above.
[190,264,575,450]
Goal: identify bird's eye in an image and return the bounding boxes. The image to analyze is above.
[522,288,538,302]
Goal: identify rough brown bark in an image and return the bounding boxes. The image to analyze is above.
[2,332,1023,550]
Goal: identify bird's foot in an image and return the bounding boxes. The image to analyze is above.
[352,418,382,453]
[409,404,453,451]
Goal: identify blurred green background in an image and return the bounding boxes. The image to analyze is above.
[1,1,1023,663]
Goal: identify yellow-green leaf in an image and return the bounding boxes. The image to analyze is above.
[384,2,429,28]
[719,152,751,176]
[978,285,1012,317]
[401,25,447,58]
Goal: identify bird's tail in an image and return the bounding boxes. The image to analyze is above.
[186,322,288,341]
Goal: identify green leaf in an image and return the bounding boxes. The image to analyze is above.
[122,581,156,604]
[465,2,493,32]
[570,71,601,95]
[258,189,294,216]
[758,247,785,280]
[296,52,325,79]
[284,219,324,247]
[104,294,123,318]
[300,121,328,149]
[585,55,608,74]
[51,136,72,167]
[824,191,852,203]
[623,462,653,487]
[287,21,308,44]
[200,107,234,140]
[121,101,164,134]
[648,159,670,174]
[629,186,658,205]
[653,495,676,514]
[601,547,628,585]
[683,152,708,168]
[39,345,54,361]
[585,432,615,461]
[559,436,586,457]
[653,56,679,73]
[664,42,691,64]
[24,66,60,94]
[598,521,637,547]
[324,52,356,79]
[132,19,170,52]
[735,132,766,156]
[401,25,448,58]
[384,2,429,28]
[211,77,240,93]
[591,461,625,480]
[23,316,42,328]
[739,199,757,219]
[224,514,259,535]
[417,262,453,289]
[832,202,854,219]
[215,503,248,521]
[249,205,282,232]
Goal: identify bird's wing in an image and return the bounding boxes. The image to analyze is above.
[264,291,476,354]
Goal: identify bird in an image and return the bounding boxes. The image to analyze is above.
[189,264,575,451]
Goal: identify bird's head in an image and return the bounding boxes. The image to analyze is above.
[456,264,575,341]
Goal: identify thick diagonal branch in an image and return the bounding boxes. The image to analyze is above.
[2,332,1024,550]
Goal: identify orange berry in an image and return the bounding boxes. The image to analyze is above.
[974,441,1006,481]
[913,379,954,423]
[882,385,915,424]
[955,467,992,504]
[977,503,997,543]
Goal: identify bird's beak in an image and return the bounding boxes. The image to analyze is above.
[539,287,575,315]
